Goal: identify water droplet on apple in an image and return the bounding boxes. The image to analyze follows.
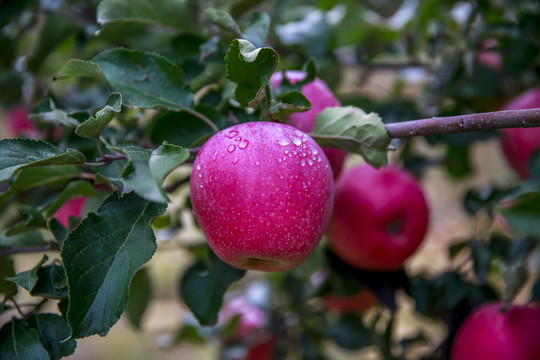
[278,139,290,146]
[212,150,218,160]
[309,145,318,155]
[238,140,249,149]
[196,163,201,170]
[302,182,307,189]
[317,155,321,162]
[227,144,236,153]
[301,160,306,167]
[292,137,302,146]
[255,160,260,166]
[232,157,239,164]
[225,130,239,139]
[307,159,313,166]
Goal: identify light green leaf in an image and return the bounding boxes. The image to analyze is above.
[311,106,390,168]
[61,192,167,338]
[97,0,199,32]
[110,143,189,203]
[6,255,48,293]
[0,319,50,360]
[54,59,106,82]
[75,92,122,140]
[242,11,270,47]
[0,138,85,182]
[0,230,47,249]
[225,39,278,107]
[43,180,97,218]
[92,48,193,111]
[204,8,241,36]
[270,91,311,120]
[30,98,80,128]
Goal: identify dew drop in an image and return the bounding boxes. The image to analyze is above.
[278,139,290,146]
[278,172,284,179]
[225,130,239,139]
[196,163,201,170]
[198,173,202,178]
[292,137,302,146]
[212,150,218,161]
[199,184,203,188]
[307,159,313,166]
[292,149,298,155]
[301,160,306,167]
[235,136,242,142]
[277,158,282,163]
[238,140,249,149]
[232,157,239,164]
[317,155,322,162]
[284,149,289,154]
[302,182,307,189]
[255,160,260,166]
[227,144,236,153]
[309,145,318,155]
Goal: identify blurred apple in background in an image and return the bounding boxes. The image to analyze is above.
[327,164,429,271]
[54,197,87,228]
[322,289,378,315]
[5,105,41,139]
[270,70,347,179]
[499,87,540,179]
[451,301,540,360]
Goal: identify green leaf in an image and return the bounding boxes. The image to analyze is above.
[92,48,194,111]
[97,0,199,32]
[204,8,242,36]
[180,250,245,326]
[0,230,47,249]
[242,11,270,48]
[54,59,106,82]
[312,106,390,168]
[6,255,48,293]
[61,192,166,338]
[31,263,68,299]
[109,143,189,203]
[499,192,540,236]
[125,267,152,329]
[30,98,80,128]
[5,205,46,236]
[26,314,77,360]
[0,319,49,360]
[43,180,97,218]
[270,91,311,120]
[75,93,122,140]
[225,39,278,107]
[502,262,528,304]
[329,314,375,350]
[0,257,17,299]
[0,139,85,182]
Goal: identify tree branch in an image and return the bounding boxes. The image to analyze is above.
[0,244,56,257]
[385,108,540,138]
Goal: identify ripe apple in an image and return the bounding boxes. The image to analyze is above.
[499,87,540,179]
[322,289,378,315]
[54,197,87,228]
[270,70,347,179]
[451,302,540,360]
[190,121,335,272]
[245,336,277,360]
[219,296,268,340]
[5,105,40,139]
[327,164,429,271]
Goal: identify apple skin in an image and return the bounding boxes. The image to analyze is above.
[219,296,268,340]
[270,70,347,179]
[245,336,277,360]
[190,121,335,272]
[499,87,540,179]
[322,289,378,315]
[54,197,87,228]
[327,164,429,271]
[451,302,540,360]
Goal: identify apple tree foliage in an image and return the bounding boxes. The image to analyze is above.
[0,0,540,359]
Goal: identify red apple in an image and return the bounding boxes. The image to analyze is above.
[323,289,378,315]
[219,296,268,340]
[190,121,335,272]
[499,87,540,179]
[245,336,277,360]
[54,197,87,228]
[270,70,347,179]
[451,302,540,360]
[5,105,40,139]
[327,164,429,271]
[476,38,502,72]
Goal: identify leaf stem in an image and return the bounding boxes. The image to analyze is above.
[184,108,220,132]
[385,108,540,138]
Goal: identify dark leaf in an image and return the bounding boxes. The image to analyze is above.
[0,319,49,360]
[27,314,77,360]
[125,267,152,329]
[328,314,375,350]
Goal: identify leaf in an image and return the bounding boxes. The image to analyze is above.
[91,48,194,111]
[43,180,97,218]
[204,8,242,36]
[31,263,68,299]
[328,314,375,350]
[54,59,106,82]
[109,143,189,203]
[312,106,390,168]
[225,39,278,107]
[75,93,122,140]
[242,11,270,48]
[125,267,152,328]
[0,139,85,182]
[6,255,48,293]
[30,98,80,128]
[499,192,540,236]
[0,257,17,299]
[270,91,311,120]
[5,205,46,236]
[502,262,528,304]
[0,319,49,360]
[97,0,199,32]
[0,230,47,249]
[26,314,77,360]
[180,250,245,326]
[61,192,166,338]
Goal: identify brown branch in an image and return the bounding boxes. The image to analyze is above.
[0,244,56,257]
[385,108,540,138]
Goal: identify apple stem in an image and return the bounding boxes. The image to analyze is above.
[385,108,540,138]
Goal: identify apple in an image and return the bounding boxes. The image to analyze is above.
[499,87,540,179]
[451,302,540,360]
[476,38,502,72]
[190,121,335,272]
[219,296,268,340]
[5,105,40,139]
[245,336,277,360]
[327,164,429,271]
[54,197,87,228]
[322,289,378,315]
[270,70,347,179]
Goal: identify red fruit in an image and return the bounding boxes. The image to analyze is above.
[5,105,40,139]
[245,336,277,360]
[327,164,429,271]
[270,70,347,179]
[323,289,378,315]
[499,87,540,179]
[54,197,87,228]
[219,297,268,339]
[451,302,540,360]
[190,122,335,272]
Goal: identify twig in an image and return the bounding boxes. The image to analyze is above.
[9,299,25,317]
[164,176,191,193]
[385,108,540,138]
[23,298,49,320]
[0,244,56,257]
[184,108,220,132]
